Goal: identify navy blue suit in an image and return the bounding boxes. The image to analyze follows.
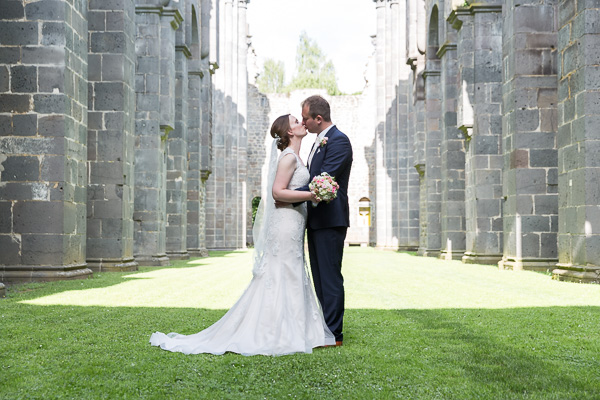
[301,125,352,342]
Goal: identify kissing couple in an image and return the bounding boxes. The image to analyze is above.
[151,95,353,356]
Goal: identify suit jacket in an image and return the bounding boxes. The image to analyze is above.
[302,125,353,230]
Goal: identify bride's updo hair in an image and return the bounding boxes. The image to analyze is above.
[270,114,291,151]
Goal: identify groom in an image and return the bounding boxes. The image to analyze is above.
[299,95,353,346]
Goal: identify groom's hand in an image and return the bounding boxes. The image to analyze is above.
[275,200,291,208]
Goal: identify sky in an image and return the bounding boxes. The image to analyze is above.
[246,0,376,94]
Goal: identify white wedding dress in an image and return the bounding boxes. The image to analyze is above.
[150,147,335,355]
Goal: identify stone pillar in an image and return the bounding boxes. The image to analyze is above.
[395,1,420,251]
[0,0,92,282]
[186,0,211,258]
[166,41,191,260]
[374,0,395,249]
[187,66,204,257]
[439,26,466,261]
[451,3,504,265]
[133,2,181,265]
[238,0,248,247]
[86,0,138,272]
[206,0,224,249]
[420,66,442,257]
[500,0,558,272]
[553,2,600,282]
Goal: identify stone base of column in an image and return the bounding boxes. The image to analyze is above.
[498,257,557,272]
[375,245,400,251]
[552,265,600,284]
[87,258,139,272]
[188,248,209,258]
[134,254,170,267]
[0,283,5,298]
[398,245,419,252]
[418,248,441,257]
[439,250,465,261]
[0,264,93,283]
[166,251,190,260]
[462,252,503,265]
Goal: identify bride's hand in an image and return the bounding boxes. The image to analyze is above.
[310,192,321,203]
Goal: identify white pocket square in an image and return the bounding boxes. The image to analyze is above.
[317,149,321,154]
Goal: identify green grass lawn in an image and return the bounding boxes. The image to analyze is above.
[2,248,600,399]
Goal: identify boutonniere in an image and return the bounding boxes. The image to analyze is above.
[319,137,329,147]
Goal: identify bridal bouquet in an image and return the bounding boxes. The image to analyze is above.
[309,172,339,206]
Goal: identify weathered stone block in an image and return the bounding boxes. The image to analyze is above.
[13,202,63,234]
[38,115,65,137]
[516,168,548,194]
[0,156,39,182]
[21,46,65,65]
[530,149,558,167]
[20,233,64,265]
[0,21,38,46]
[0,66,8,92]
[0,235,21,265]
[101,54,125,81]
[89,0,128,10]
[24,0,65,21]
[38,66,64,93]
[94,82,124,111]
[34,94,67,114]
[41,155,65,181]
[12,114,37,137]
[42,21,66,46]
[0,94,31,113]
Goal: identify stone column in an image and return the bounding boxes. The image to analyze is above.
[373,0,395,249]
[420,66,442,257]
[133,2,181,265]
[238,0,248,248]
[0,0,92,282]
[553,2,600,282]
[86,0,138,272]
[206,0,224,250]
[500,0,558,271]
[166,40,191,260]
[439,29,466,261]
[451,3,504,265]
[395,1,420,251]
[186,0,212,258]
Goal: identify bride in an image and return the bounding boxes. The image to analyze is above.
[150,114,336,355]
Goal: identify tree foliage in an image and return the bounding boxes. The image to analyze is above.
[288,32,341,96]
[257,59,285,93]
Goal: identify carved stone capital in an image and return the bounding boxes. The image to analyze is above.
[201,170,212,182]
[436,42,457,59]
[176,45,192,59]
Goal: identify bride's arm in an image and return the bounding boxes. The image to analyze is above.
[272,154,317,203]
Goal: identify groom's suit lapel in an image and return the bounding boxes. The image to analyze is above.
[309,126,336,175]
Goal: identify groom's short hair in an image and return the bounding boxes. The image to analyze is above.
[302,95,331,122]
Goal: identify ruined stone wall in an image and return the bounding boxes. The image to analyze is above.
[0,0,215,283]
[0,0,92,281]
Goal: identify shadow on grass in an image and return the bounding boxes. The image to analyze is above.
[1,301,599,398]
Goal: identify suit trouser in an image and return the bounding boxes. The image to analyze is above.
[307,226,347,342]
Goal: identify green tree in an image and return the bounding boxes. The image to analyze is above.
[257,58,285,93]
[288,32,341,96]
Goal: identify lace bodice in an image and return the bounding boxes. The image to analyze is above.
[279,148,309,190]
